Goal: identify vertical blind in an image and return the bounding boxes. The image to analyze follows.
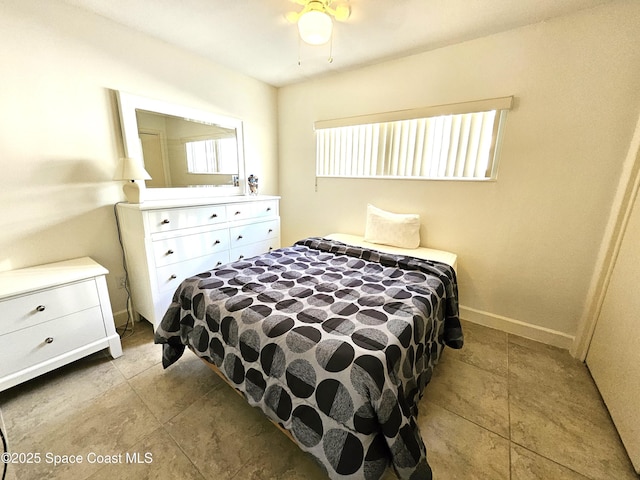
[315,97,512,180]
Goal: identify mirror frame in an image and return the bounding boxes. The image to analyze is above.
[117,90,246,200]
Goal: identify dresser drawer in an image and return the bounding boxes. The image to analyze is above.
[230,239,281,263]
[226,200,278,222]
[155,251,230,294]
[116,197,280,329]
[157,291,175,323]
[252,199,278,218]
[0,306,106,377]
[0,280,99,336]
[152,227,230,267]
[147,205,227,233]
[229,219,280,249]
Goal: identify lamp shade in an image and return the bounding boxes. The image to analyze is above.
[113,157,151,181]
[298,10,333,45]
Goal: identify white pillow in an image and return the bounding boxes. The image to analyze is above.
[364,204,421,249]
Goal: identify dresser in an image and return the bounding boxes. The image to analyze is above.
[115,195,281,328]
[0,257,122,392]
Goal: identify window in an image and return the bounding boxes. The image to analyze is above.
[315,96,512,180]
[185,137,238,174]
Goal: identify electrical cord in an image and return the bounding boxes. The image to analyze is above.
[1,427,6,480]
[1,408,7,480]
[113,202,135,339]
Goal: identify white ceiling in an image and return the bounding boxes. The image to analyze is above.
[61,0,613,87]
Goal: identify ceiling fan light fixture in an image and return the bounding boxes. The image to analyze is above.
[297,9,333,45]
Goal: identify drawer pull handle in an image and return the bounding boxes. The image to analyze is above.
[36,305,46,312]
[215,261,222,267]
[162,219,170,224]
[269,247,273,252]
[268,229,273,233]
[167,249,174,255]
[238,255,244,260]
[211,213,218,218]
[170,274,177,280]
[44,337,54,344]
[267,207,272,211]
[214,240,221,245]
[235,211,241,215]
[237,235,243,240]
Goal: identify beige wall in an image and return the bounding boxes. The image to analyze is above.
[277,2,640,345]
[3,0,639,347]
[0,0,278,318]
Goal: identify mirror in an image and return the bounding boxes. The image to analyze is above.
[117,91,246,200]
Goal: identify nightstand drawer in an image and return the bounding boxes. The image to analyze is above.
[0,280,100,336]
[155,251,230,294]
[0,306,106,377]
[229,219,280,248]
[152,228,230,267]
[147,205,227,233]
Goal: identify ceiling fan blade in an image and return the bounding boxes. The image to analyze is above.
[328,4,350,21]
[285,11,301,23]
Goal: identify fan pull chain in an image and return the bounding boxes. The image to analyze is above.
[296,29,333,66]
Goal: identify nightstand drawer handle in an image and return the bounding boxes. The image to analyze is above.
[268,229,273,233]
[215,261,222,267]
[211,213,218,218]
[162,219,170,224]
[44,337,54,344]
[237,235,243,240]
[214,240,221,245]
[238,255,244,260]
[167,249,174,255]
[36,305,46,312]
[235,211,241,215]
[170,274,177,280]
[266,207,272,212]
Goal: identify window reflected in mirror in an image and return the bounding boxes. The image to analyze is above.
[185,138,238,174]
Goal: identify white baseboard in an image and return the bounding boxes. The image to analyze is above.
[459,305,575,350]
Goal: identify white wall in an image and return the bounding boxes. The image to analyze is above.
[0,0,278,318]
[277,1,640,346]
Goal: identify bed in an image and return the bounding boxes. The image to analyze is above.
[154,235,463,479]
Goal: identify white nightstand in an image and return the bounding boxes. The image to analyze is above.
[0,257,122,392]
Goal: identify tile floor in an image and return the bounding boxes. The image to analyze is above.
[0,319,637,480]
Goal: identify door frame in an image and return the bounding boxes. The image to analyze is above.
[572,114,640,360]
[139,128,172,187]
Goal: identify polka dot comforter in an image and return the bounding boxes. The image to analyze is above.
[155,237,463,480]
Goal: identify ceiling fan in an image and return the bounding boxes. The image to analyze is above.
[286,0,351,46]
